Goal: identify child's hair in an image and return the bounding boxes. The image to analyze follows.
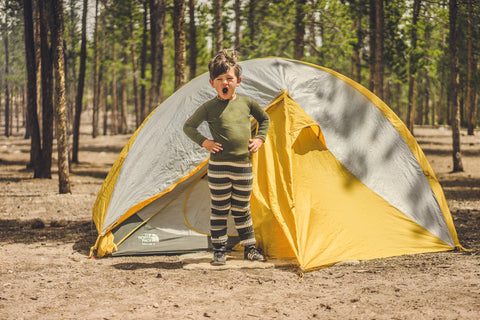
[208,49,242,80]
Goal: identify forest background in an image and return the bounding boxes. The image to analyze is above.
[0,0,478,193]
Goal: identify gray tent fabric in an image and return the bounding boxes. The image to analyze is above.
[100,58,453,251]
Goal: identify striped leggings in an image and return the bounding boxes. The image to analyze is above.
[208,160,256,250]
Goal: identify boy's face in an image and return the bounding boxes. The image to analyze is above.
[209,67,241,100]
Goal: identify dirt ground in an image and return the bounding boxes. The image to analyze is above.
[1,126,479,320]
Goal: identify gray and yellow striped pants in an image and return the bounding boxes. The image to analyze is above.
[207,160,256,250]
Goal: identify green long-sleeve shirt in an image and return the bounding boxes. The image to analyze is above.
[183,95,270,162]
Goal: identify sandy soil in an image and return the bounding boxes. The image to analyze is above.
[1,126,479,320]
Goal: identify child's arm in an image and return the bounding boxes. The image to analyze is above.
[184,104,223,154]
[183,105,209,146]
[249,99,270,153]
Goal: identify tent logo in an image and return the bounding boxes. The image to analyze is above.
[138,233,160,246]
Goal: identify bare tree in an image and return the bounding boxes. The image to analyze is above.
[294,0,306,60]
[449,0,463,172]
[466,0,477,135]
[51,0,71,193]
[349,0,363,83]
[234,0,242,54]
[373,0,385,100]
[3,22,10,137]
[119,49,128,134]
[173,0,186,90]
[100,3,107,135]
[140,0,149,120]
[149,0,166,111]
[406,0,421,134]
[39,0,54,178]
[213,0,223,52]
[128,0,140,128]
[23,0,42,175]
[72,0,88,163]
[247,0,255,51]
[111,43,118,134]
[34,2,41,133]
[188,0,197,80]
[92,0,99,138]
[368,0,376,91]
[437,22,447,125]
[424,69,430,125]
[66,0,78,131]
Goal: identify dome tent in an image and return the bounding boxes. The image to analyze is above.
[90,58,462,271]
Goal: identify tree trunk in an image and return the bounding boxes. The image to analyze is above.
[466,0,476,135]
[140,1,148,120]
[294,0,306,60]
[248,0,256,51]
[406,0,421,134]
[51,0,71,194]
[174,0,186,90]
[308,1,316,58]
[39,0,54,178]
[351,1,362,83]
[373,0,385,100]
[437,22,447,125]
[213,0,223,52]
[67,0,77,133]
[16,90,21,133]
[188,0,197,80]
[129,0,140,128]
[368,0,376,92]
[438,71,445,125]
[234,0,242,54]
[4,31,10,137]
[23,0,42,173]
[100,12,107,136]
[98,17,108,136]
[424,69,430,125]
[72,0,88,163]
[111,43,118,135]
[449,0,463,172]
[34,3,42,139]
[92,0,100,138]
[149,0,166,111]
[119,49,128,134]
[10,92,14,135]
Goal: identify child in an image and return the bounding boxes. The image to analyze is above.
[183,50,270,265]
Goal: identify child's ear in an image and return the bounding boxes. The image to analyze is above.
[237,76,242,85]
[209,79,214,87]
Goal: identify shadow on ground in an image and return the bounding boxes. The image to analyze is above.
[112,261,183,270]
[0,219,97,255]
[452,209,480,252]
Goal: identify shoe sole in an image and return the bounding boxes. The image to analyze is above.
[245,259,266,262]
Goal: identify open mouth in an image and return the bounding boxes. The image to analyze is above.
[222,88,228,94]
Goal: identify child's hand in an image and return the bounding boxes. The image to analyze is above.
[249,138,264,153]
[202,139,223,154]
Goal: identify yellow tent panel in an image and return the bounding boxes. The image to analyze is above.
[252,91,453,271]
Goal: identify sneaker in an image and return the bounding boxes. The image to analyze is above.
[211,250,227,265]
[244,246,266,262]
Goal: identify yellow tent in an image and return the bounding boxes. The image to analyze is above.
[90,58,461,271]
[252,90,459,271]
